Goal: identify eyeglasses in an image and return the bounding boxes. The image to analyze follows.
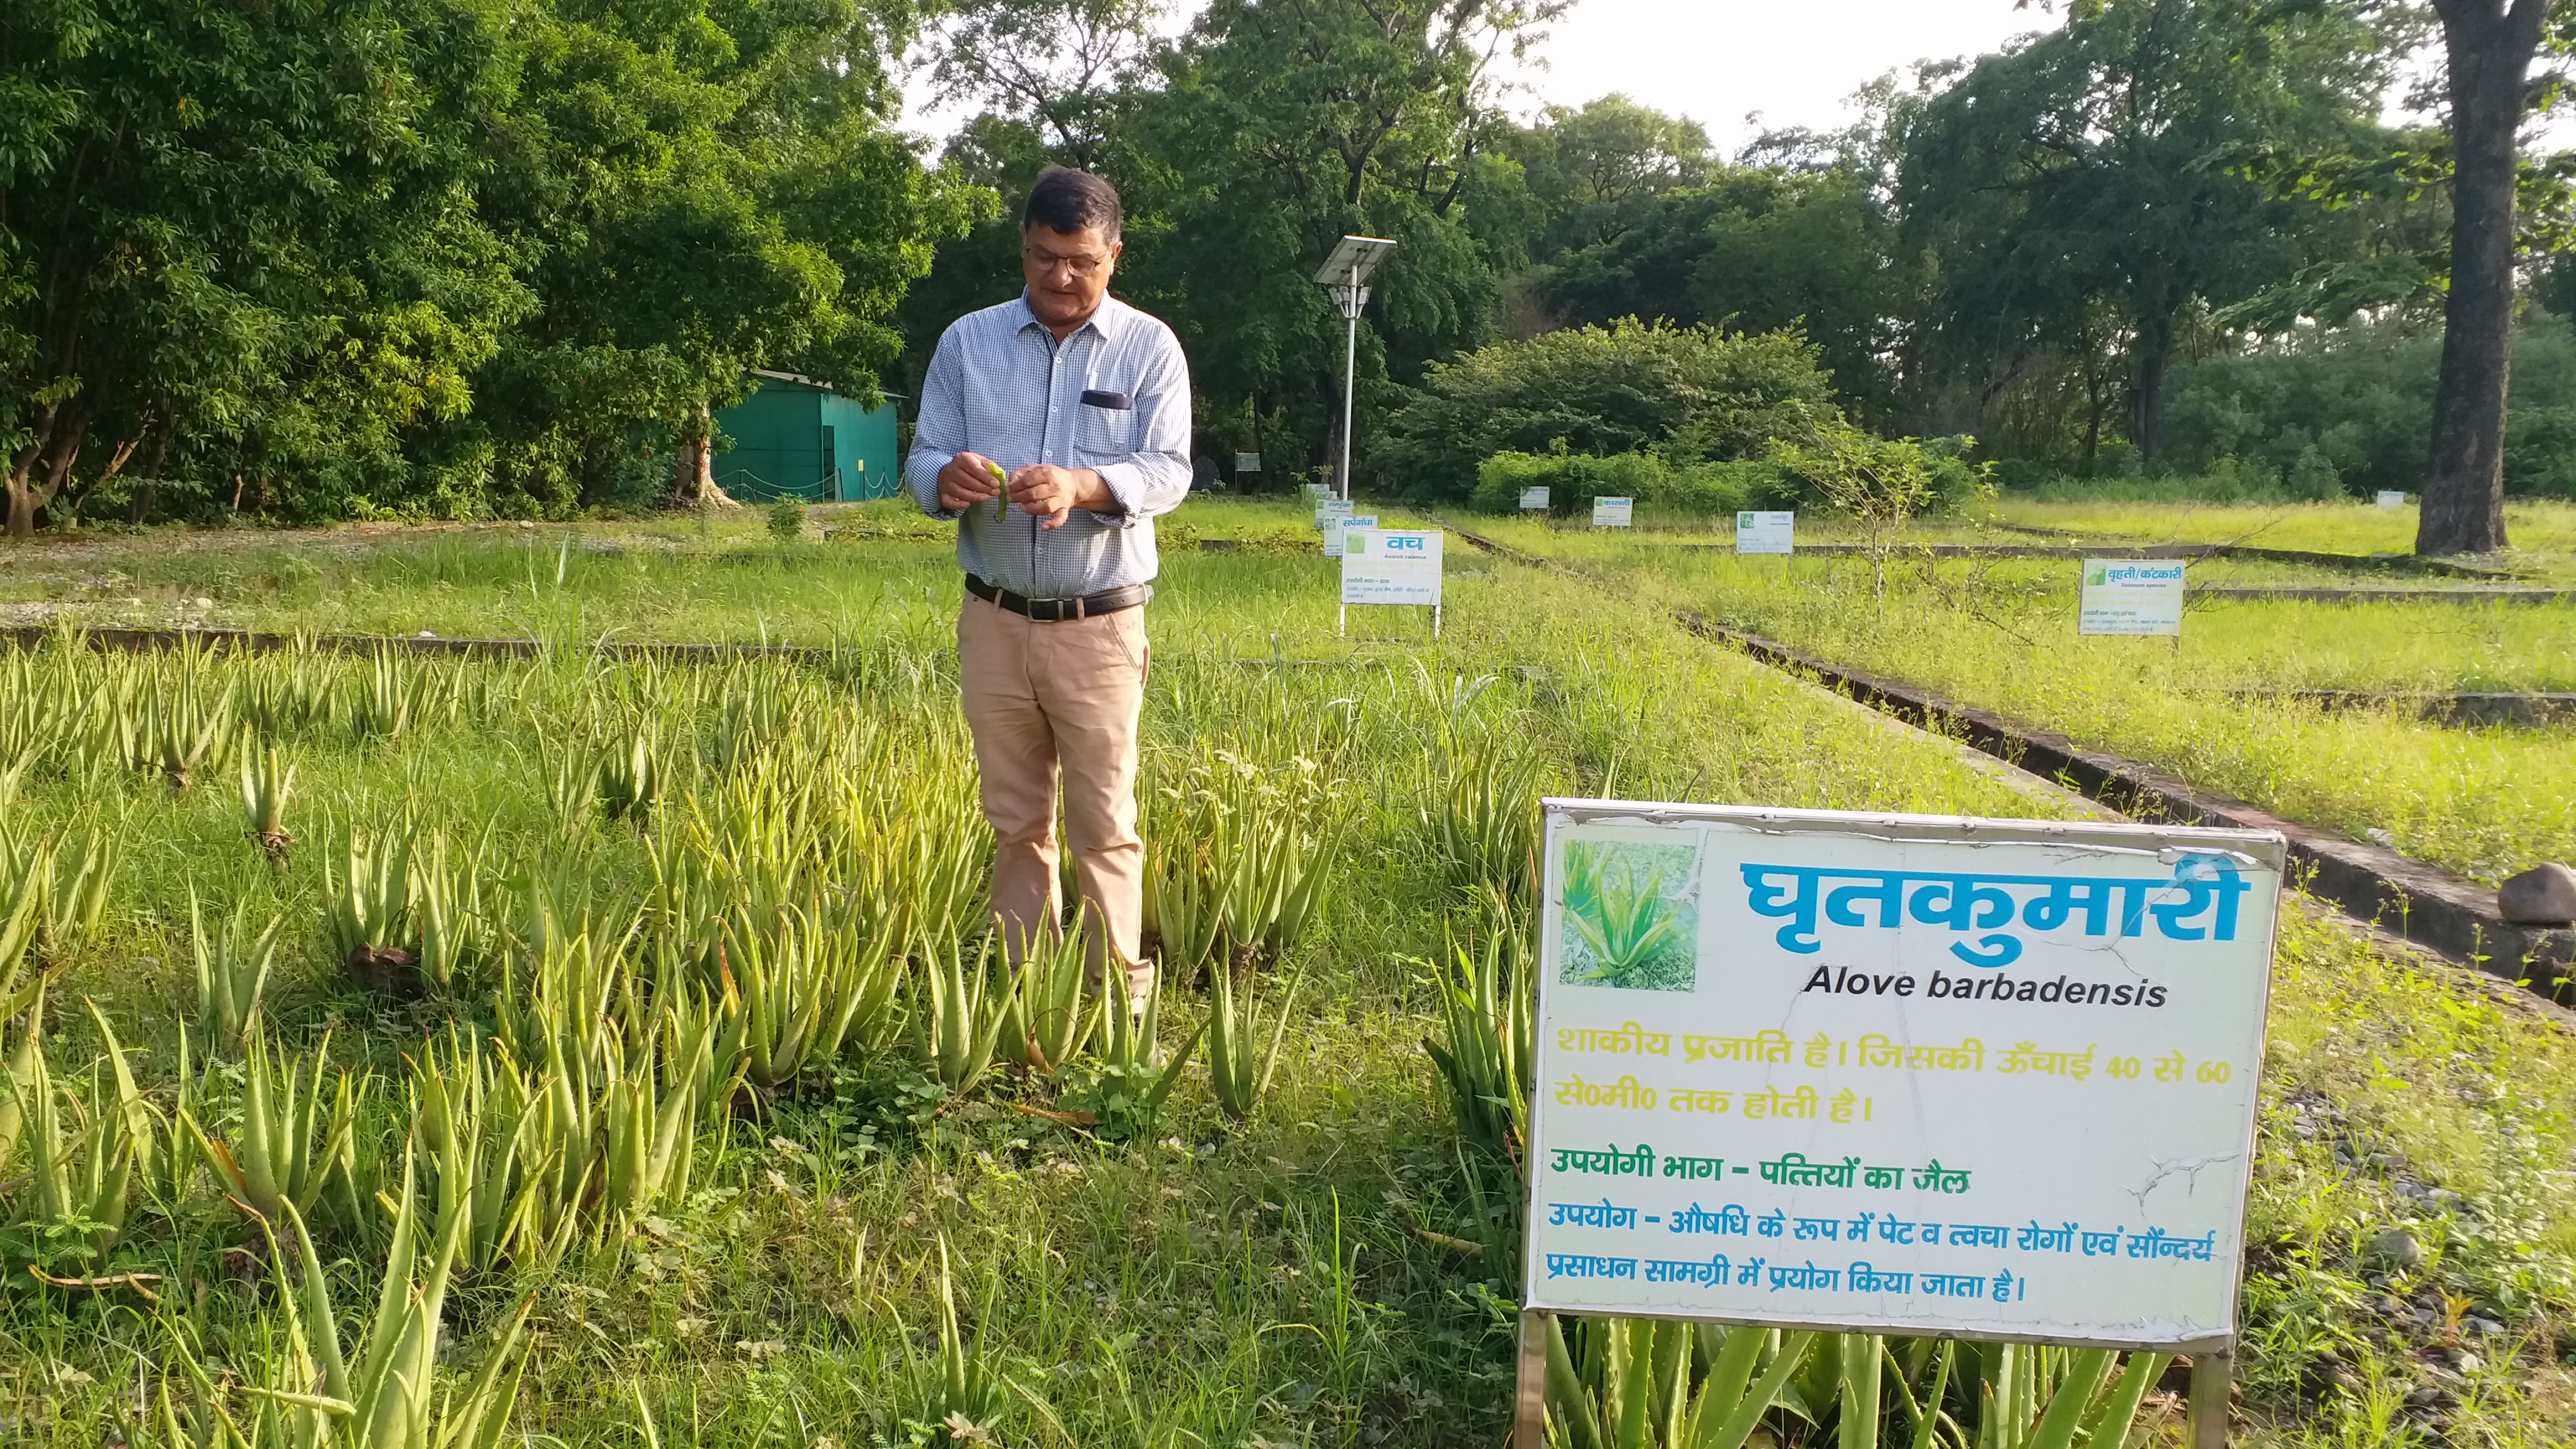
[1023,246,1111,280]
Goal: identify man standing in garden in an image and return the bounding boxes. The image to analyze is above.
[906,166,1191,1003]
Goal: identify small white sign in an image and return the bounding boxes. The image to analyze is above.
[1342,528,1442,605]
[1520,486,1551,512]
[1323,514,1377,558]
[1592,498,1634,528]
[1237,452,1263,473]
[1314,498,1353,531]
[1737,511,1794,555]
[1524,801,2282,1346]
[2375,491,2404,509]
[1305,482,1333,500]
[2078,560,2186,637]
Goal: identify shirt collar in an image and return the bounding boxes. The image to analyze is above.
[1015,290,1123,342]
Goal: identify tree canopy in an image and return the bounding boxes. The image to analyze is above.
[5,0,2572,536]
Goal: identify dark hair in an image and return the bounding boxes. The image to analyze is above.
[1022,165,1121,244]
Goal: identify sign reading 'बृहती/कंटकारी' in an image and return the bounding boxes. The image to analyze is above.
[1523,800,2284,1348]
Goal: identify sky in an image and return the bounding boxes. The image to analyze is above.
[1493,0,2052,155]
[898,0,2061,153]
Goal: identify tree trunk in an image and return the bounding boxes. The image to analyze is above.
[2421,0,2544,555]
[669,403,737,510]
[2130,337,2170,464]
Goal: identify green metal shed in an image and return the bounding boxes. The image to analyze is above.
[713,370,902,502]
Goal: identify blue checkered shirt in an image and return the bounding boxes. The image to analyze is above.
[905,291,1193,598]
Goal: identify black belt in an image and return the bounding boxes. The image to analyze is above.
[965,574,1151,622]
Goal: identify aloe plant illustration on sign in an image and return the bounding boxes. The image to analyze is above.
[1559,840,1697,991]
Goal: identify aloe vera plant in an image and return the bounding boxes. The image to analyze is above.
[1563,841,1681,985]
[1428,732,1543,902]
[193,890,283,1048]
[1423,910,1535,1169]
[1206,959,1299,1123]
[1067,966,1202,1140]
[2,1010,160,1268]
[241,744,295,861]
[325,824,424,996]
[996,917,1098,1077]
[184,1029,364,1225]
[155,1177,534,1449]
[920,932,1011,1095]
[1545,1317,1819,1449]
[896,1235,1014,1444]
[144,660,239,790]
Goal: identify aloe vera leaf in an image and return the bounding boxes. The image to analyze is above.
[2074,1352,2167,1449]
[1704,1329,1817,1449]
[1909,1342,1956,1449]
[2023,1348,2115,1449]
[1543,1314,1606,1449]
[1840,1333,1883,1449]
[1682,1325,1765,1446]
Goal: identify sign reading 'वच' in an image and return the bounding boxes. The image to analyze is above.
[1341,527,1442,605]
[1524,801,2281,1347]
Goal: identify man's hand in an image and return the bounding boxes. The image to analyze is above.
[937,451,1006,512]
[1006,463,1115,530]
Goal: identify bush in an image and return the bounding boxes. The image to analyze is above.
[1377,320,1840,501]
[2160,312,2576,497]
[767,498,807,543]
[1472,450,1662,515]
[1471,449,1800,517]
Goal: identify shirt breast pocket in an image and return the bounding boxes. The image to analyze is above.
[1073,390,1134,465]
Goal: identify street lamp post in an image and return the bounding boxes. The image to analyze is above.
[1313,235,1396,502]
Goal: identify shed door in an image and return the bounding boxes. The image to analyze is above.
[820,426,837,500]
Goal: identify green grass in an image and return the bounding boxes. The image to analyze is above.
[4,519,2576,1446]
[1462,518,2576,886]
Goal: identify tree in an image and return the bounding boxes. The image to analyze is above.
[915,0,1170,170]
[0,0,522,537]
[2419,0,2553,554]
[465,0,981,514]
[1894,0,2390,465]
[1536,167,1907,420]
[1503,94,1713,259]
[1107,0,1566,486]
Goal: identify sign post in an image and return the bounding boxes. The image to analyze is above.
[2375,490,2404,510]
[1591,497,1633,528]
[1737,510,1794,555]
[2078,560,2185,637]
[1323,513,1376,558]
[1339,527,1442,637]
[1516,801,2281,1446]
[1519,486,1551,515]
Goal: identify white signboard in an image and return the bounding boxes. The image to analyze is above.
[1524,802,2281,1348]
[1238,452,1263,473]
[2375,491,2404,509]
[1592,498,1634,528]
[2078,560,2185,637]
[1323,514,1376,558]
[1737,512,1794,555]
[1341,528,1442,605]
[1314,498,1353,531]
[1520,486,1551,512]
[1305,482,1333,500]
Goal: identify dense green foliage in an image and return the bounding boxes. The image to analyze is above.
[0,0,974,531]
[1375,321,1836,500]
[10,0,2576,531]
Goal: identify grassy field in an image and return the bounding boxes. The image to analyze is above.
[4,510,2575,1447]
[1503,496,2576,586]
[1462,515,2576,888]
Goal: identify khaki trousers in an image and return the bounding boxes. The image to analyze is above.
[956,594,1153,1000]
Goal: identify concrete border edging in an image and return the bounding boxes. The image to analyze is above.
[1442,520,2576,996]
